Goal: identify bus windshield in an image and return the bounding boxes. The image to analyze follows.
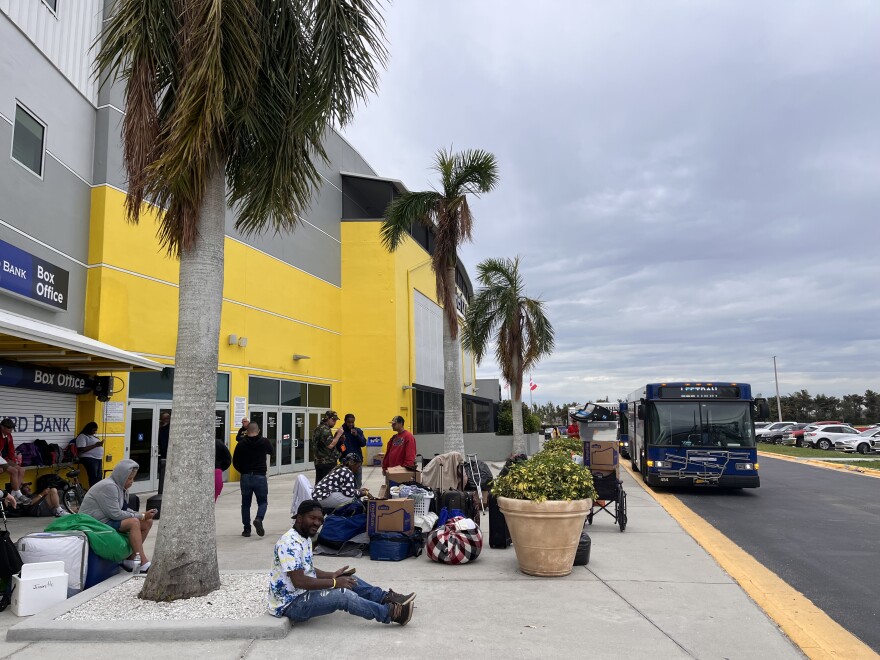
[649,402,755,448]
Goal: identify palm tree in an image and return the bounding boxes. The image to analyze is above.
[96,0,386,600]
[381,149,498,454]
[463,257,554,454]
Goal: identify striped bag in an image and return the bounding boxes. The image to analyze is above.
[426,516,483,565]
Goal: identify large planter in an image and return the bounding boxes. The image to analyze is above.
[497,496,592,577]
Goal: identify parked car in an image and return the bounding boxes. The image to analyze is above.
[754,422,771,430]
[770,422,810,445]
[837,428,880,455]
[755,422,796,442]
[803,424,861,450]
[786,421,842,447]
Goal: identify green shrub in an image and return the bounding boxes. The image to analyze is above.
[524,413,542,434]
[497,410,544,436]
[491,452,598,502]
[540,437,582,455]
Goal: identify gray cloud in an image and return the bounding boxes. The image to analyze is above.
[343,0,880,403]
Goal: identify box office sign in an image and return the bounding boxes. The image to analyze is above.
[0,239,69,311]
[0,359,93,395]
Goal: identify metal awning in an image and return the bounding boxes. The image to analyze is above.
[0,310,163,372]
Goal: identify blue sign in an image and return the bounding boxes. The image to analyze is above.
[0,359,93,395]
[0,239,69,311]
[367,435,383,447]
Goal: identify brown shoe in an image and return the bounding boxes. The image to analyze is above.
[382,589,416,606]
[388,600,414,626]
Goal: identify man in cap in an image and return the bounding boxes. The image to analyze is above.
[312,410,343,483]
[382,416,417,476]
[268,500,415,625]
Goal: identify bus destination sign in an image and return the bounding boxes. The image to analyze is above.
[659,385,740,399]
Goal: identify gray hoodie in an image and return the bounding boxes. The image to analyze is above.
[78,459,140,524]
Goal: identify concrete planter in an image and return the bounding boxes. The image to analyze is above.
[497,496,592,577]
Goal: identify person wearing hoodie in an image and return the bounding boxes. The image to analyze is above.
[79,459,157,572]
[232,421,273,537]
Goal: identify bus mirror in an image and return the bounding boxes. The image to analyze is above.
[637,406,644,420]
[754,400,770,421]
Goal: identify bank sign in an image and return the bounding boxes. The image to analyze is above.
[0,239,69,311]
[0,360,92,395]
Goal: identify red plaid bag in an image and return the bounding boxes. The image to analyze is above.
[426,516,483,564]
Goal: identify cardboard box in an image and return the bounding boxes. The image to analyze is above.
[373,452,385,467]
[367,498,415,536]
[584,440,619,471]
[12,561,68,616]
[384,465,422,488]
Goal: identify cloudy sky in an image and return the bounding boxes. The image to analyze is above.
[342,0,880,405]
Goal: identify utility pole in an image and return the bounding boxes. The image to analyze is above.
[773,356,782,422]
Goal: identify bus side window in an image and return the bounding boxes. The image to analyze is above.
[637,405,644,420]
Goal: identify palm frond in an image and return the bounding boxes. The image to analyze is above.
[381,190,442,251]
[450,149,499,197]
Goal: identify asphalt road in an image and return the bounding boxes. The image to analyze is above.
[669,456,880,652]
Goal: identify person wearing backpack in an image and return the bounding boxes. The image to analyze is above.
[0,419,30,505]
[75,422,104,488]
[214,438,232,501]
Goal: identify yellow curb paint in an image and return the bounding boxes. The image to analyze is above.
[621,462,879,659]
[757,452,880,480]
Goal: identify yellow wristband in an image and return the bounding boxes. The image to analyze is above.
[332,578,337,589]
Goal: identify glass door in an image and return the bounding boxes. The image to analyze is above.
[294,411,306,468]
[215,407,229,482]
[307,411,320,465]
[250,408,280,475]
[280,411,294,473]
[127,403,170,493]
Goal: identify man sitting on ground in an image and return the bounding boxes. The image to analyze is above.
[79,459,157,573]
[268,500,415,626]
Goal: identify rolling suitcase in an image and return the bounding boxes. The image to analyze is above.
[15,531,88,596]
[488,493,511,549]
[439,490,480,525]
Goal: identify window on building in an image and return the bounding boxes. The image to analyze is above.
[216,372,230,402]
[307,384,331,409]
[414,386,444,434]
[463,396,494,433]
[249,377,279,405]
[281,380,303,406]
[130,368,229,401]
[12,105,46,176]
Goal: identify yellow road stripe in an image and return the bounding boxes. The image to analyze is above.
[758,451,880,479]
[622,462,878,659]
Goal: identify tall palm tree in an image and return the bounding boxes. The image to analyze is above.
[381,149,498,454]
[96,0,386,600]
[463,257,554,454]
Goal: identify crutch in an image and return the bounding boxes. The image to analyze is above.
[465,453,485,512]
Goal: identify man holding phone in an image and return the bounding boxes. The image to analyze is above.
[268,500,416,625]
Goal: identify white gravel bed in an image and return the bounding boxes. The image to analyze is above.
[59,573,268,621]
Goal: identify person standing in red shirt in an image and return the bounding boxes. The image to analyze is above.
[567,420,580,439]
[382,416,416,475]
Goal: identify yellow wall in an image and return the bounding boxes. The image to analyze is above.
[82,190,465,478]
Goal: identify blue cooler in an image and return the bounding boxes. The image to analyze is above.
[84,546,121,589]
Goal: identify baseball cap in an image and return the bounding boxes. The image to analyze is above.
[0,418,15,430]
[323,410,339,420]
[389,415,405,425]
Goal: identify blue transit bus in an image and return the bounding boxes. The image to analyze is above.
[623,382,761,488]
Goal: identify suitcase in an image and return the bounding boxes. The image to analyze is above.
[84,545,121,589]
[146,493,162,520]
[15,531,88,596]
[573,531,591,566]
[439,490,479,525]
[488,493,511,549]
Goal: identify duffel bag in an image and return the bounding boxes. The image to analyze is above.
[317,513,367,550]
[426,516,483,565]
[369,532,423,561]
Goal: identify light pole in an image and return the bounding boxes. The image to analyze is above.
[773,356,782,422]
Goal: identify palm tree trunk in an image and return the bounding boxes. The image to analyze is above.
[510,354,526,454]
[443,266,465,455]
[140,164,225,601]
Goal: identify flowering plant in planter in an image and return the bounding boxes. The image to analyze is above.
[492,452,597,503]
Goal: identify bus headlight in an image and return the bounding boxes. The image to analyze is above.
[648,460,668,468]
[735,463,754,470]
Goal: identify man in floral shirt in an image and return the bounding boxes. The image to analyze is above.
[312,411,343,483]
[268,500,415,625]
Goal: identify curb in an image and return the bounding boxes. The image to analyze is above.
[757,451,880,479]
[6,571,290,642]
[621,462,877,660]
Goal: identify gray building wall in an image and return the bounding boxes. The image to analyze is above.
[416,432,542,462]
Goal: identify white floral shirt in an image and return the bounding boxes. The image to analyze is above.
[267,527,315,616]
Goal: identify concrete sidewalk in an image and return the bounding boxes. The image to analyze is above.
[0,466,802,659]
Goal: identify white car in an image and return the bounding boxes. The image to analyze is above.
[803,424,861,451]
[836,428,880,455]
[755,422,796,440]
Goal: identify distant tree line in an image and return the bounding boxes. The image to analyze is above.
[766,389,880,424]
[530,401,585,425]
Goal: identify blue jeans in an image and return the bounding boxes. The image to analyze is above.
[240,473,268,528]
[282,578,390,624]
[79,457,103,488]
